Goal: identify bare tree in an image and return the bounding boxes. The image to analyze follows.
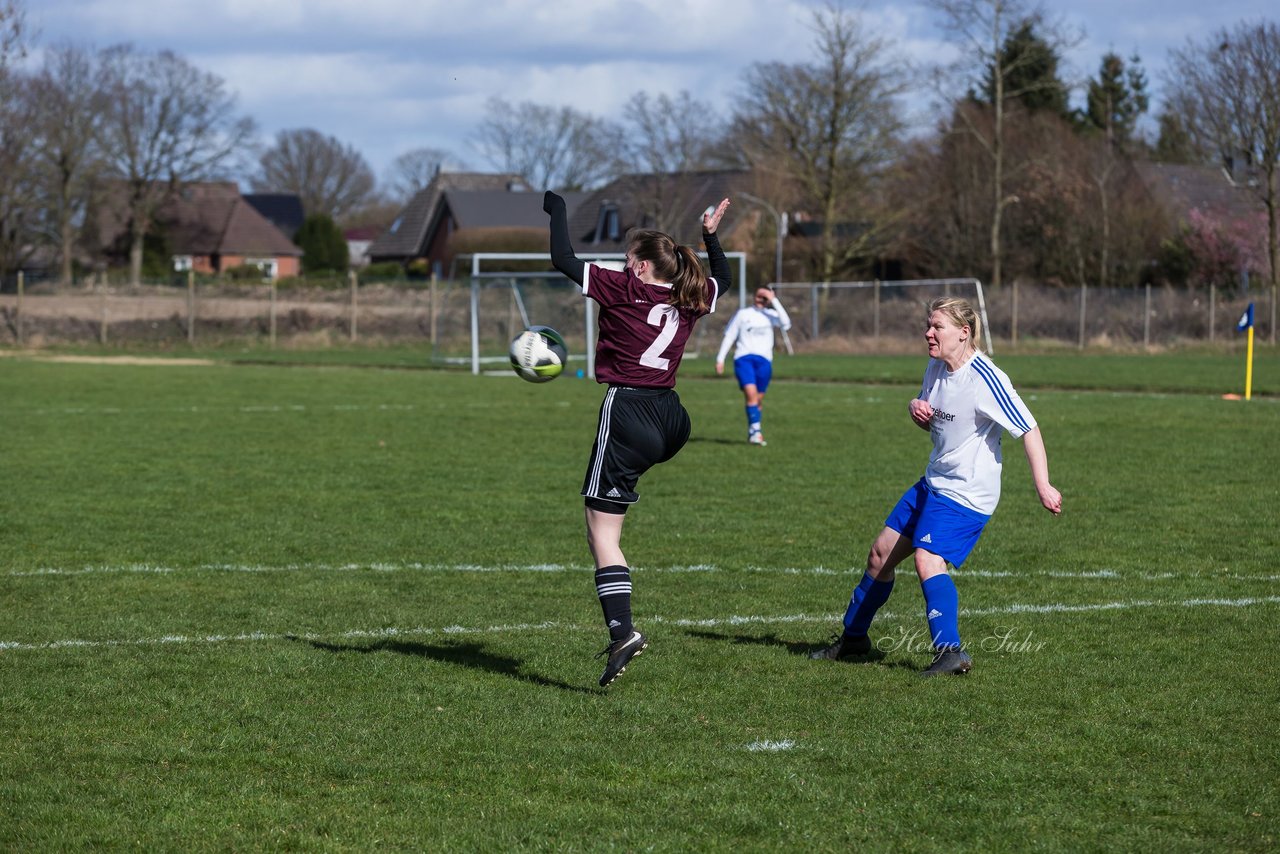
[1082,53,1149,287]
[254,128,376,222]
[0,1,37,278]
[889,106,994,278]
[30,44,105,285]
[0,70,39,277]
[619,90,720,176]
[613,90,726,234]
[1167,20,1280,342]
[925,0,1080,289]
[0,0,23,74]
[95,45,256,284]
[732,2,906,283]
[384,147,463,204]
[472,97,620,191]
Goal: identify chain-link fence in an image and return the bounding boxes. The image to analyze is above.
[0,274,1273,355]
[770,279,1272,352]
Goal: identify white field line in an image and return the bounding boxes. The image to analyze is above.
[746,740,797,752]
[6,561,1278,582]
[2,596,1279,653]
[9,403,422,416]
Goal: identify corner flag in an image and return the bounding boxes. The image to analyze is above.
[1237,303,1254,332]
[1237,302,1255,401]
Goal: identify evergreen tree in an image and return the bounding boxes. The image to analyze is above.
[1085,52,1149,148]
[983,21,1070,118]
[1152,109,1202,164]
[294,213,349,275]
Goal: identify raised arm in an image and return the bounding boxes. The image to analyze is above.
[702,198,732,297]
[767,292,792,331]
[543,191,584,286]
[1021,426,1062,515]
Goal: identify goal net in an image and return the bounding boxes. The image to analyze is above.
[445,252,749,376]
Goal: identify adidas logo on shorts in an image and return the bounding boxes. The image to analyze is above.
[606,488,622,498]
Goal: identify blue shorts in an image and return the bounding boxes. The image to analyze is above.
[884,478,991,567]
[733,355,773,394]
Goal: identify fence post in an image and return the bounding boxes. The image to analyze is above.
[15,270,23,346]
[1271,283,1277,346]
[99,275,108,345]
[269,278,277,348]
[1143,283,1151,349]
[873,279,881,348]
[349,270,358,342]
[509,282,518,338]
[430,273,438,347]
[810,284,819,339]
[1011,280,1019,349]
[1209,284,1216,344]
[1078,283,1087,350]
[187,270,196,344]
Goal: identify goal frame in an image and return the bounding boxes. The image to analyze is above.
[459,251,749,377]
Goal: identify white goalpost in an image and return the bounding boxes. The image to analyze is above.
[460,251,749,377]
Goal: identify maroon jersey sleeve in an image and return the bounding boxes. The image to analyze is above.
[583,262,716,388]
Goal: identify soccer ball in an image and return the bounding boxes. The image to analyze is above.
[509,325,568,383]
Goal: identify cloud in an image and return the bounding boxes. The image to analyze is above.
[25,0,1279,178]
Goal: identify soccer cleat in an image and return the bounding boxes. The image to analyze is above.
[596,631,648,686]
[808,633,872,661]
[748,432,767,446]
[920,648,973,677]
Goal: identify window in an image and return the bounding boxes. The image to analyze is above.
[593,203,621,243]
[244,258,278,279]
[172,255,193,272]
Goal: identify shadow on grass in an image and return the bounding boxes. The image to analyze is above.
[683,628,920,671]
[293,636,600,694]
[685,436,751,446]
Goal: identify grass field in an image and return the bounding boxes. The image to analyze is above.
[2,349,1278,850]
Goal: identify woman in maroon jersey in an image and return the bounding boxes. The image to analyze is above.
[543,190,731,687]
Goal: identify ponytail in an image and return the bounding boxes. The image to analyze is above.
[669,245,708,312]
[625,230,709,313]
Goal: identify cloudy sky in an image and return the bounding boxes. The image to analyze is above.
[26,0,1278,187]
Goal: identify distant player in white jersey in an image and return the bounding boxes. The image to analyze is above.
[810,297,1062,676]
[715,287,791,445]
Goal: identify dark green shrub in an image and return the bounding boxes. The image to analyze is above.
[295,214,350,274]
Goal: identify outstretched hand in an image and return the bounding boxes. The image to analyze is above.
[702,198,731,234]
[543,191,565,215]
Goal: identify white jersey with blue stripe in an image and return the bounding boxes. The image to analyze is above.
[919,351,1036,515]
[715,301,792,364]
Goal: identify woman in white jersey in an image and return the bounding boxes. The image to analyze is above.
[716,287,791,445]
[810,297,1062,676]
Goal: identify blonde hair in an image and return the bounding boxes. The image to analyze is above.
[626,229,709,313]
[929,297,980,351]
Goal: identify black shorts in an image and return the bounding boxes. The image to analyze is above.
[582,386,691,509]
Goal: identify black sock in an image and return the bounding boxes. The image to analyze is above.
[594,565,633,642]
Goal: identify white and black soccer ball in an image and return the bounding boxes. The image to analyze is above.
[509,325,568,383]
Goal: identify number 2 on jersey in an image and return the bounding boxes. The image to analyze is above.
[639,304,680,369]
